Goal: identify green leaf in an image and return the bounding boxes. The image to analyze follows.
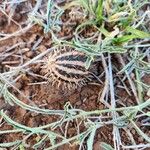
[100,142,114,150]
[112,35,137,44]
[102,46,127,53]
[73,40,101,56]
[85,56,94,69]
[113,26,150,45]
[87,128,97,150]
[126,26,150,38]
[119,11,136,28]
[96,0,103,24]
[99,26,110,37]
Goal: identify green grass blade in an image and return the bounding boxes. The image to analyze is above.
[87,127,97,150]
[126,26,150,38]
[96,0,103,24]
[100,142,114,150]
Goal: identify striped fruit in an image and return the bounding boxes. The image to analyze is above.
[43,46,92,89]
